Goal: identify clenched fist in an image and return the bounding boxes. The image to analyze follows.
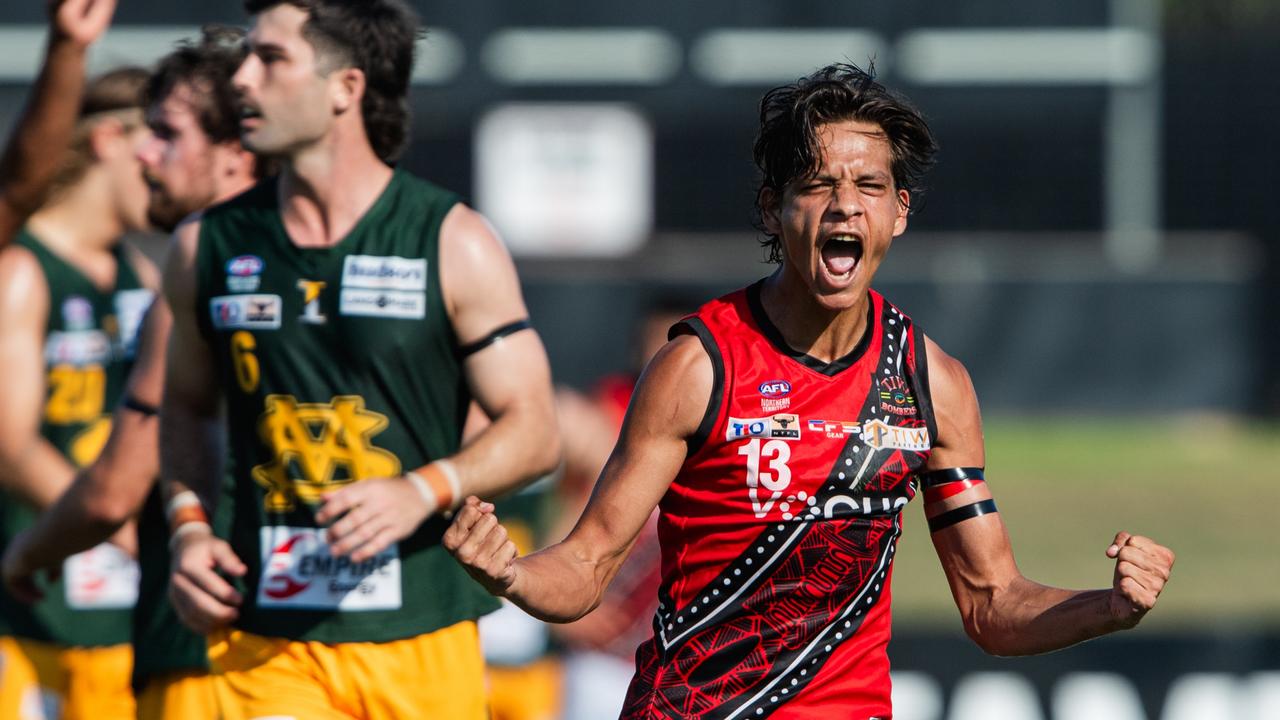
[1105,531,1174,628]
[443,496,520,597]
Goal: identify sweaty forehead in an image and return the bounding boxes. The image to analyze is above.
[814,120,893,171]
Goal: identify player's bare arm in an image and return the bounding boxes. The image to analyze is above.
[0,246,81,510]
[2,298,171,601]
[161,218,246,634]
[0,0,117,243]
[317,204,561,562]
[922,334,1175,656]
[444,332,711,623]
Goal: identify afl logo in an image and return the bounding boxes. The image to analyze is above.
[226,255,264,277]
[759,380,791,398]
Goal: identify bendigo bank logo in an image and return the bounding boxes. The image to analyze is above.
[879,375,917,417]
[252,394,400,512]
[297,280,327,325]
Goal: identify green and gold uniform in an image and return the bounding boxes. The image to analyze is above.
[193,171,498,718]
[0,230,151,720]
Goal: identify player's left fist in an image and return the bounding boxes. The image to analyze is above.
[1105,531,1174,628]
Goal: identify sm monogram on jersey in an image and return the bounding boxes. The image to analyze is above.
[251,394,401,513]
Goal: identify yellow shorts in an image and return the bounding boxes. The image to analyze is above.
[136,668,241,720]
[0,637,134,720]
[486,657,562,720]
[208,621,487,720]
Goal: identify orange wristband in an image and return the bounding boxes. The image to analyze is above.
[407,460,460,514]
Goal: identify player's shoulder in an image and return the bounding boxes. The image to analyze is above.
[0,242,48,317]
[921,333,977,407]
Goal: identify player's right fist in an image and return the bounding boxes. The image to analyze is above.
[49,0,117,48]
[443,496,519,597]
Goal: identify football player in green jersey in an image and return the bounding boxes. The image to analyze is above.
[3,27,261,720]
[161,1,560,718]
[0,65,157,720]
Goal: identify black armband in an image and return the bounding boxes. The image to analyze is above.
[121,394,160,417]
[928,499,998,533]
[457,319,532,359]
[917,467,984,489]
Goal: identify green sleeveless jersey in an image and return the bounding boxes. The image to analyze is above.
[0,230,150,647]
[194,170,500,643]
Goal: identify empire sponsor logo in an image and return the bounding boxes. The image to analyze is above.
[726,413,801,441]
[258,526,401,610]
[341,255,427,291]
[862,419,930,452]
[879,375,918,417]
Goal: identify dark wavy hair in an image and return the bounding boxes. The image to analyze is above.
[146,25,247,145]
[753,62,938,263]
[243,0,420,164]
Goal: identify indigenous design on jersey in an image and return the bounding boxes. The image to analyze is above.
[252,394,401,512]
[622,283,936,720]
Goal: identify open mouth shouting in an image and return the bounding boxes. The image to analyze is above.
[818,233,864,287]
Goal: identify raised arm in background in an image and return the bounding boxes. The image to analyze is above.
[0,0,117,244]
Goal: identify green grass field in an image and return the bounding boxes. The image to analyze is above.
[889,417,1280,628]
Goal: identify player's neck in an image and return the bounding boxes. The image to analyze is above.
[759,268,870,364]
[27,172,124,256]
[277,129,394,249]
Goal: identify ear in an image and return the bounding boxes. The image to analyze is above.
[331,67,366,115]
[893,188,910,237]
[759,186,782,236]
[87,117,128,162]
[212,141,258,189]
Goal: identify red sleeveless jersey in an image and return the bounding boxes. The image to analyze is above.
[622,281,937,720]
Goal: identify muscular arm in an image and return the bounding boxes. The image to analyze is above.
[923,335,1173,656]
[3,298,170,585]
[445,333,711,623]
[318,205,561,559]
[0,0,117,244]
[440,205,561,497]
[0,247,78,509]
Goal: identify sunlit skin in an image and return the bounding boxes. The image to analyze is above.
[105,120,155,234]
[760,119,909,362]
[233,4,347,160]
[137,83,220,232]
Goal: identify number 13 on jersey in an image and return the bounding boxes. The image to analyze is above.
[738,438,791,518]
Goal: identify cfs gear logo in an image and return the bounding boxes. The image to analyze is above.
[257,526,402,610]
[806,418,861,439]
[726,413,801,441]
[297,280,327,325]
[251,394,400,513]
[879,375,917,417]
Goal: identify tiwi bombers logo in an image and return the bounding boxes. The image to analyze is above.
[252,394,400,512]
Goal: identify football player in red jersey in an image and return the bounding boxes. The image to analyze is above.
[446,63,1175,719]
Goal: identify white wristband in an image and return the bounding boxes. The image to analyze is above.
[405,471,439,515]
[436,459,462,509]
[165,490,203,524]
[167,520,212,552]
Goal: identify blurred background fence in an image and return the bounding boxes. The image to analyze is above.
[2,0,1277,717]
